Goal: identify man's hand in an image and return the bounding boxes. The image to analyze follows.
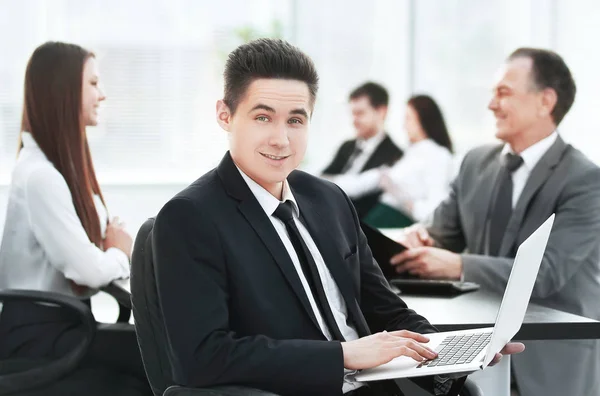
[489,342,526,366]
[342,330,438,370]
[390,247,462,280]
[398,224,435,248]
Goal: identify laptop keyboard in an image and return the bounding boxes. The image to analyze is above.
[417,332,492,368]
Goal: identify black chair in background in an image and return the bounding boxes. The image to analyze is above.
[131,218,483,396]
[0,289,148,395]
[461,381,484,396]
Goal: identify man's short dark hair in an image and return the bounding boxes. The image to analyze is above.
[349,82,389,109]
[508,48,576,126]
[223,38,319,115]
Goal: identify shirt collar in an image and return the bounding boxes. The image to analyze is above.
[21,132,41,151]
[236,165,300,218]
[501,131,558,171]
[356,130,386,152]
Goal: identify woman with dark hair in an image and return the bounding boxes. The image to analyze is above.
[0,42,148,392]
[405,95,453,153]
[337,94,454,227]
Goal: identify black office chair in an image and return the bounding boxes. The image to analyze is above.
[131,218,483,396]
[0,289,148,395]
[130,218,278,396]
[461,381,483,396]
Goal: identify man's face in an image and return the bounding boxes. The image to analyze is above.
[488,57,549,143]
[350,96,386,139]
[217,78,311,197]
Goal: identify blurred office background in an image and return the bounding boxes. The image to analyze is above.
[1,0,599,239]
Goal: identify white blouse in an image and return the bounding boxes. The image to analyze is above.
[0,133,129,297]
[331,139,454,221]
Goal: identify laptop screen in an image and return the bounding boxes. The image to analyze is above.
[482,214,554,367]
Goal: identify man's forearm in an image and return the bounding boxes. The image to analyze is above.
[461,253,513,294]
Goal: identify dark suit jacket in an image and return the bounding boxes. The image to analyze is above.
[322,134,403,218]
[153,152,463,396]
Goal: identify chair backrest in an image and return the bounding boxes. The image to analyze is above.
[130,219,283,396]
[131,217,173,396]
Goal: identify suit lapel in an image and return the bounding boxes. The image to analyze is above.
[361,134,393,172]
[334,141,357,174]
[292,187,371,336]
[216,152,322,332]
[499,137,568,256]
[473,148,504,253]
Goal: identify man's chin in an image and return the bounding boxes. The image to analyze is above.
[263,168,292,182]
[495,129,510,142]
[273,170,293,182]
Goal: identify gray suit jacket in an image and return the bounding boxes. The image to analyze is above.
[426,136,600,396]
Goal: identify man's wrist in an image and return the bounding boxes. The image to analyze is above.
[455,253,463,281]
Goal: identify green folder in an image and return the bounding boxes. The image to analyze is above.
[363,202,415,229]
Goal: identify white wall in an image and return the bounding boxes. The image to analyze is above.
[2,0,600,236]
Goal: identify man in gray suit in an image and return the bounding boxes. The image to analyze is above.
[389,48,600,396]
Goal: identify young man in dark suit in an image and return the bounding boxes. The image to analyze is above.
[322,82,403,218]
[153,39,521,396]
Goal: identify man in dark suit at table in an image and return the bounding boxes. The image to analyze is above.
[152,38,520,396]
[390,48,600,396]
[322,82,403,218]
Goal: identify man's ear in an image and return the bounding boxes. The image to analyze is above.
[378,105,389,120]
[216,99,233,132]
[540,88,558,119]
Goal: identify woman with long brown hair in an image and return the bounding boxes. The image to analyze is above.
[0,42,148,392]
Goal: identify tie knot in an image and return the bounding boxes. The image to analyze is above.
[273,200,295,223]
[504,153,524,172]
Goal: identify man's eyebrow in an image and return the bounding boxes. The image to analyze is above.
[290,108,309,118]
[249,104,276,114]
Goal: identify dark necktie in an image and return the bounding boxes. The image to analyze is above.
[340,145,363,173]
[488,153,524,256]
[273,201,346,341]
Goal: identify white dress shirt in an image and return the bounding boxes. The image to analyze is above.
[237,167,362,394]
[333,139,453,221]
[343,130,387,175]
[481,132,558,257]
[0,132,129,297]
[501,131,558,207]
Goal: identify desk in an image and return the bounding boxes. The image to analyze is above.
[402,291,600,340]
[402,291,600,396]
[106,281,600,338]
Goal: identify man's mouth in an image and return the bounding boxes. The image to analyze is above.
[260,153,290,160]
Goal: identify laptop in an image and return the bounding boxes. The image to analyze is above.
[361,222,480,295]
[354,214,554,381]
